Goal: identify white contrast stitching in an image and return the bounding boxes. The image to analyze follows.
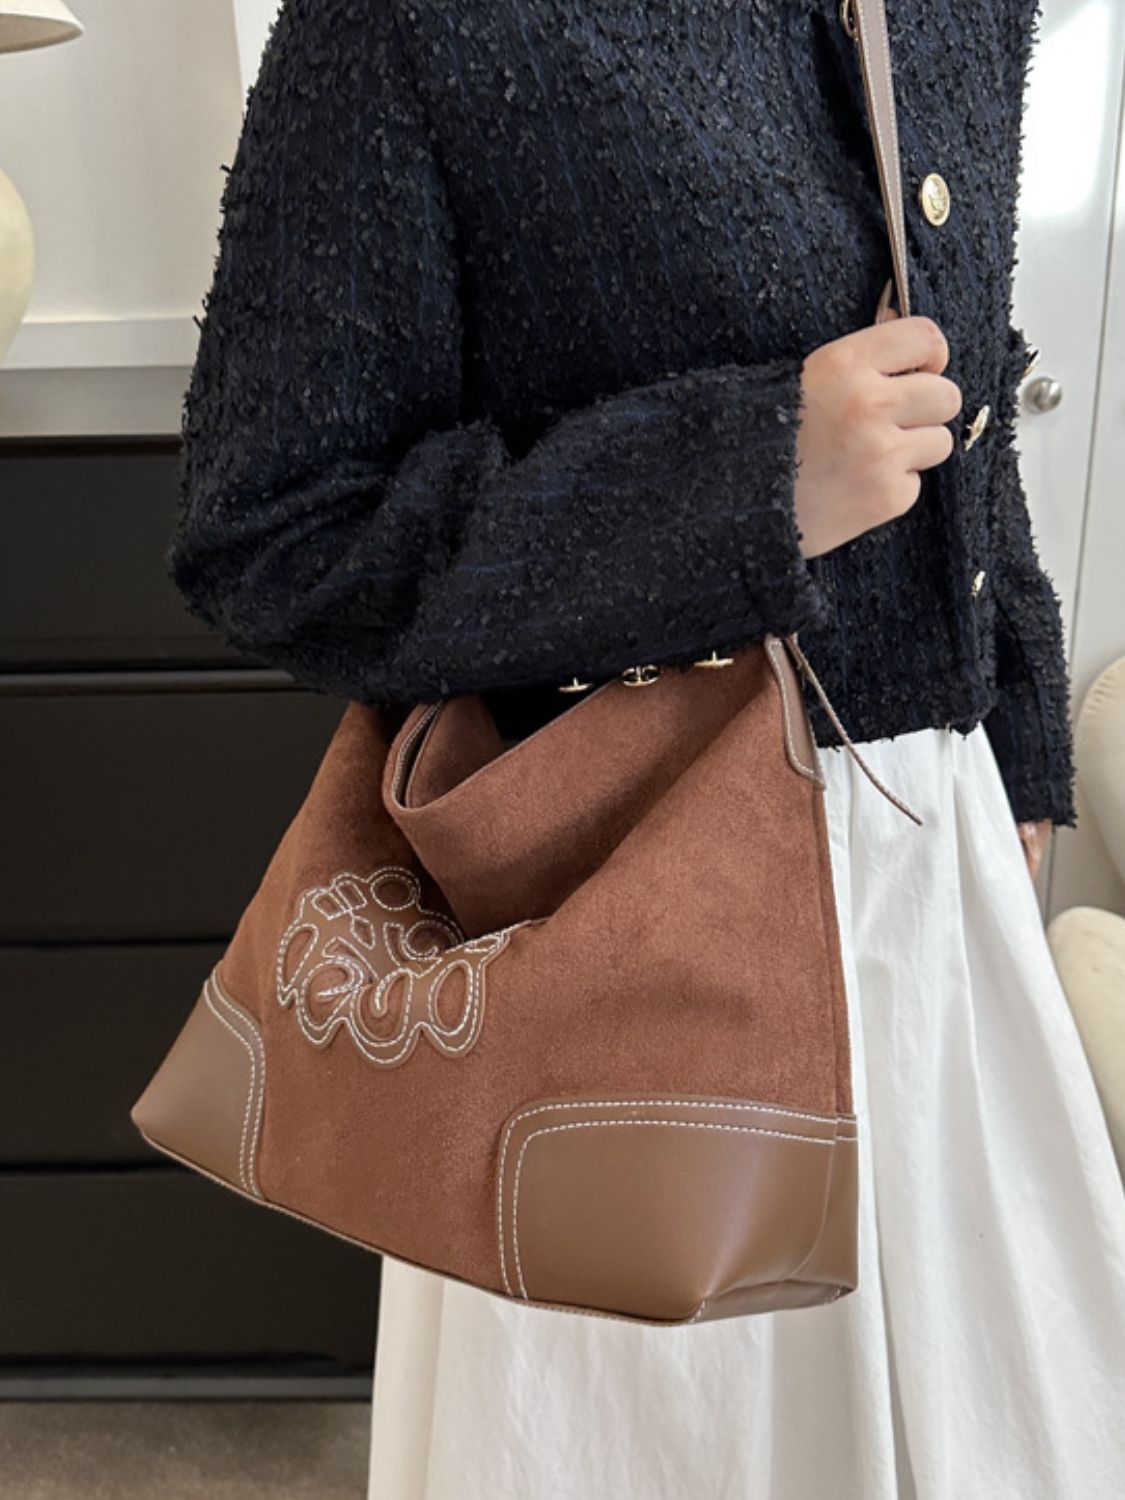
[509,1097,842,1129]
[390,704,440,805]
[501,1114,834,1300]
[880,10,907,295]
[276,866,526,1067]
[210,970,266,1198]
[498,1118,515,1294]
[202,974,258,1196]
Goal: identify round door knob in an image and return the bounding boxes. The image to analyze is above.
[1024,376,1064,414]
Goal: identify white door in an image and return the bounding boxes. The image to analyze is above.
[1010,0,1125,916]
[231,0,281,91]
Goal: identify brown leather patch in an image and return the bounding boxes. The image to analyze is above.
[132,973,265,1198]
[497,1095,856,1323]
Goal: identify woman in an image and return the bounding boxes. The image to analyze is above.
[170,0,1125,1494]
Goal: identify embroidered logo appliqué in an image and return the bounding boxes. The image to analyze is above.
[275,867,511,1066]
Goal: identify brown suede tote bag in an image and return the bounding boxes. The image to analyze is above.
[133,0,919,1327]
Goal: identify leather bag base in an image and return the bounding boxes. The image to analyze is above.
[133,980,858,1326]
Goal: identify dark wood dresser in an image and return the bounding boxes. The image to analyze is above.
[0,432,381,1393]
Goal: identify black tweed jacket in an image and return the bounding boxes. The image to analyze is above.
[169,0,1076,826]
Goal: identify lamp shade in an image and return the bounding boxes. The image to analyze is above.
[0,0,82,53]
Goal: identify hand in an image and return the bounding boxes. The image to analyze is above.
[794,313,963,558]
[1017,819,1051,881]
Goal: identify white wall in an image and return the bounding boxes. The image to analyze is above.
[231,0,281,91]
[1047,60,1125,920]
[0,0,244,370]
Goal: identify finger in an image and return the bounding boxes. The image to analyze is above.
[873,279,898,324]
[884,371,964,428]
[866,316,950,376]
[1017,820,1048,880]
[1017,824,1037,879]
[900,421,955,474]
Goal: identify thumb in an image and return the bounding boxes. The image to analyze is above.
[874,277,900,324]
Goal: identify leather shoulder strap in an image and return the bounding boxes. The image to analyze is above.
[850,0,911,318]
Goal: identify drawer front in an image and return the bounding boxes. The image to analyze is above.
[0,442,245,669]
[0,943,226,1165]
[0,1168,379,1365]
[1,687,345,942]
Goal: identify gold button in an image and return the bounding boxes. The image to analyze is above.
[621,665,661,688]
[694,649,735,669]
[919,172,951,226]
[558,676,593,694]
[963,404,991,451]
[972,569,987,598]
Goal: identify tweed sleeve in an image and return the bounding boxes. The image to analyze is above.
[981,324,1077,828]
[169,0,826,706]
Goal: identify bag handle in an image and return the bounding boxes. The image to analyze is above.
[782,2,922,826]
[847,0,912,319]
[783,634,924,826]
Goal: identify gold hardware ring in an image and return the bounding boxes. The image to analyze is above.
[621,665,661,688]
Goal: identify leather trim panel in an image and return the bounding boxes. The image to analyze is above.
[497,1095,856,1323]
[131,970,265,1198]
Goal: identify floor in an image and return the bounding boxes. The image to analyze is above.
[0,1402,371,1500]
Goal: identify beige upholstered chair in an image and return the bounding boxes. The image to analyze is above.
[1048,655,1125,1177]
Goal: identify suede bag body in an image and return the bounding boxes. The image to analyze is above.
[132,637,863,1324]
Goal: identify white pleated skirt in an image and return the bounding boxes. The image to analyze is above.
[366,723,1125,1500]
